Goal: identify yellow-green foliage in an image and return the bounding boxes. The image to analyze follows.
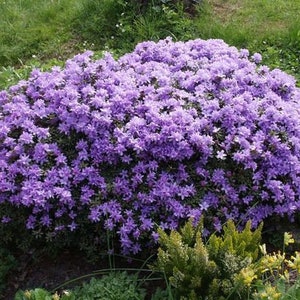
[154,219,263,299]
[207,220,263,262]
[207,220,263,298]
[155,219,217,298]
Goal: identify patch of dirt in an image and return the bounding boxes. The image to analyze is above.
[207,0,288,33]
[207,0,243,24]
[3,249,105,300]
[3,248,161,300]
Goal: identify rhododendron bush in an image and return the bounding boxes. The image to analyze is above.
[1,38,300,254]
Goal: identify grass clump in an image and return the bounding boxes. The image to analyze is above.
[73,0,197,56]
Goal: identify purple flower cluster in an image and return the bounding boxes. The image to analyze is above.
[1,38,300,254]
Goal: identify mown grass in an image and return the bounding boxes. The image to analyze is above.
[0,0,83,65]
[1,0,300,89]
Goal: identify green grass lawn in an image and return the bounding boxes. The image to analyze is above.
[0,0,84,65]
[1,0,300,89]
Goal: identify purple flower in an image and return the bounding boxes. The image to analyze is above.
[1,216,11,224]
[1,37,300,254]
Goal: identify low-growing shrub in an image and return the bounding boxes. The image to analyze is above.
[153,219,300,299]
[153,219,263,299]
[1,38,300,254]
[73,272,145,300]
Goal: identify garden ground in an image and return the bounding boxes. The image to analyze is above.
[4,250,96,299]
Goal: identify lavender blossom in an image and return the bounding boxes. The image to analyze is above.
[1,38,300,254]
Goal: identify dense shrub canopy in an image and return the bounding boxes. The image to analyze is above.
[1,38,300,254]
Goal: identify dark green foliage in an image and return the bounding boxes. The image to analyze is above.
[150,287,174,300]
[0,203,37,253]
[0,247,17,297]
[73,0,125,51]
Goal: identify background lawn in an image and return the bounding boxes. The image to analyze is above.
[1,0,300,89]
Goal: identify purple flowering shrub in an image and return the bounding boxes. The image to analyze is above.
[1,38,300,254]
